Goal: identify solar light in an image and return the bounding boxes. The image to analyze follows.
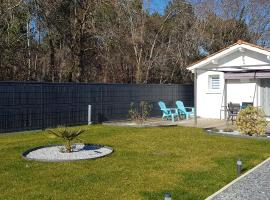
[237,159,242,176]
[165,192,171,200]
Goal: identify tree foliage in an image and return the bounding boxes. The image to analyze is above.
[0,0,268,83]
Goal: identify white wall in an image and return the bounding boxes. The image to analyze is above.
[196,70,224,119]
[196,50,264,119]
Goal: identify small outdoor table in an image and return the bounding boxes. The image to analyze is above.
[168,108,179,122]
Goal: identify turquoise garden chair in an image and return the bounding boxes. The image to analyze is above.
[176,100,194,120]
[158,101,179,122]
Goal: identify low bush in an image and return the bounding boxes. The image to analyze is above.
[128,101,152,124]
[236,106,267,136]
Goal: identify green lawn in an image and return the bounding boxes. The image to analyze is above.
[1,125,270,200]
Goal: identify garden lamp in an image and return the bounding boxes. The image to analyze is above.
[165,192,171,200]
[237,159,242,176]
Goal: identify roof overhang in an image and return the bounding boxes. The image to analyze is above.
[200,64,270,73]
[224,71,270,79]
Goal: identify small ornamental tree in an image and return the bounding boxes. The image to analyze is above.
[128,101,152,124]
[236,106,267,136]
[47,127,86,153]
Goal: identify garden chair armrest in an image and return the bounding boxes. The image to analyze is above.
[185,107,194,113]
[161,108,172,114]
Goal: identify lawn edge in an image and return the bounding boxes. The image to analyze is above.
[205,156,270,200]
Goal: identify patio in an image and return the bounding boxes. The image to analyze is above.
[104,117,232,129]
[104,117,270,135]
[178,118,234,129]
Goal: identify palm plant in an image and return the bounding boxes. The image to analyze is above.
[47,127,86,153]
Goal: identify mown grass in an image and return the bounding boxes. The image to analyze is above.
[0,125,270,200]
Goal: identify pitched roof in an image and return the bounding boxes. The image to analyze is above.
[236,40,270,52]
[187,40,270,71]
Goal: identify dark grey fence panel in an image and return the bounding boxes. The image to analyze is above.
[0,82,193,133]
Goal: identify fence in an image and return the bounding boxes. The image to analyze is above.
[0,82,194,133]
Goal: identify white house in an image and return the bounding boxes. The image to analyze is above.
[188,40,270,120]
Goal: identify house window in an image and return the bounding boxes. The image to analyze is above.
[208,75,220,90]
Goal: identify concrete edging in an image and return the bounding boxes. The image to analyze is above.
[205,157,270,200]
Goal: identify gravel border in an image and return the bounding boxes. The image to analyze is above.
[22,143,114,162]
[205,129,270,141]
[206,157,270,200]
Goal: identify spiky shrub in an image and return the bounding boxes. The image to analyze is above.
[47,127,86,153]
[128,101,152,124]
[236,106,267,136]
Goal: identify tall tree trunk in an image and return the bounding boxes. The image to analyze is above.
[49,39,55,82]
[78,34,85,82]
[26,17,31,80]
[135,61,142,83]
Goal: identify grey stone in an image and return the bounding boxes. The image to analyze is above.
[210,159,270,200]
[23,143,113,162]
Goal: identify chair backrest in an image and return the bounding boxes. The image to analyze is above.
[158,101,167,110]
[158,101,168,113]
[228,102,240,113]
[176,100,186,113]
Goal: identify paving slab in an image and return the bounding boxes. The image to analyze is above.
[103,118,229,128]
[207,158,270,200]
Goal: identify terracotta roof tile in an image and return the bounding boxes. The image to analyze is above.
[237,39,244,44]
[238,40,270,52]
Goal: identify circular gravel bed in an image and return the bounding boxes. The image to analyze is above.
[22,143,113,162]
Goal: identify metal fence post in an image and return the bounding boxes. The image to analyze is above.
[41,82,45,130]
[88,105,92,125]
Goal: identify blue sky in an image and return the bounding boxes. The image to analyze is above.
[146,0,169,14]
[146,0,197,14]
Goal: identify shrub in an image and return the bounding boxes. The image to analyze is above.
[46,127,86,153]
[236,106,267,136]
[128,101,152,124]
